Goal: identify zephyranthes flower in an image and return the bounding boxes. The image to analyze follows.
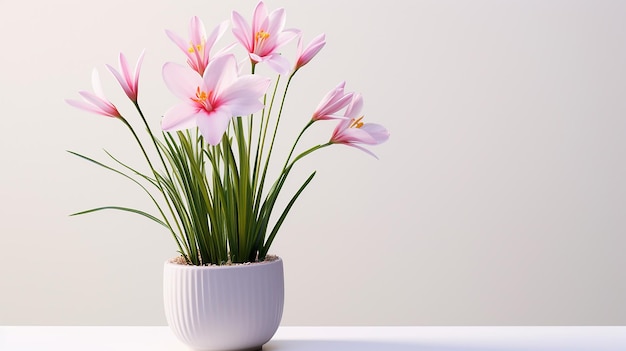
[66,69,121,118]
[294,33,325,72]
[330,94,390,158]
[231,1,299,74]
[106,51,144,102]
[166,16,229,76]
[161,54,270,145]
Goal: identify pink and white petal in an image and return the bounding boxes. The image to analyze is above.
[345,94,363,119]
[220,75,270,104]
[267,8,286,35]
[346,144,379,159]
[342,127,378,144]
[162,62,203,100]
[361,123,390,144]
[296,35,304,57]
[318,113,350,121]
[305,33,326,52]
[231,11,253,50]
[252,1,268,33]
[134,49,146,85]
[118,52,133,88]
[189,16,206,46]
[196,107,233,145]
[273,28,300,49]
[318,92,354,117]
[264,53,291,75]
[161,103,201,131]
[165,30,193,60]
[66,99,113,117]
[315,82,346,110]
[249,53,263,63]
[203,54,238,94]
[90,69,106,99]
[297,33,325,67]
[78,91,117,116]
[106,64,133,98]
[226,98,266,117]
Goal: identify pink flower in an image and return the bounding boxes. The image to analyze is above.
[161,54,270,145]
[294,33,325,71]
[231,1,300,74]
[106,50,144,102]
[166,16,229,75]
[330,94,389,158]
[311,82,353,121]
[66,69,121,118]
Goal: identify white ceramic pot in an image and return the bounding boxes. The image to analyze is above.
[163,257,284,351]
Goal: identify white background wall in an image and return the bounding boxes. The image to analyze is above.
[1,0,625,325]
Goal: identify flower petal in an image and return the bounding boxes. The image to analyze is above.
[220,75,270,102]
[345,144,379,159]
[272,28,300,49]
[203,54,238,95]
[161,103,201,131]
[162,62,203,100]
[106,63,132,99]
[361,123,390,144]
[345,94,364,119]
[266,7,286,38]
[189,16,206,47]
[118,52,133,90]
[252,1,268,33]
[339,127,378,144]
[219,75,270,116]
[196,107,233,145]
[91,69,106,99]
[231,11,252,51]
[264,53,291,75]
[315,81,346,110]
[66,99,114,117]
[133,49,145,92]
[166,29,192,57]
[78,91,118,116]
[296,33,325,69]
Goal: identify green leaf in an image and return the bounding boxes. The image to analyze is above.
[70,206,168,228]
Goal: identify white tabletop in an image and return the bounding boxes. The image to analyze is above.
[1,326,625,350]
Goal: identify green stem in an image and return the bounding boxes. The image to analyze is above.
[287,142,332,170]
[283,119,315,171]
[256,73,295,201]
[253,75,281,194]
[133,101,171,175]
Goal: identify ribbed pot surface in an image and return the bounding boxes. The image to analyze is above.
[163,257,284,351]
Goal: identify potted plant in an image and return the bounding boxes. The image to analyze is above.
[66,1,389,350]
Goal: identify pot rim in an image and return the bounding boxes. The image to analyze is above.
[164,255,282,270]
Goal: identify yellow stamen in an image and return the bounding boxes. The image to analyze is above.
[350,116,365,129]
[192,87,208,103]
[187,40,205,54]
[191,87,214,111]
[256,30,270,41]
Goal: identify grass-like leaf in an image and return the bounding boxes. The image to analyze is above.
[70,206,167,228]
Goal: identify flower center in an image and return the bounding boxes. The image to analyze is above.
[192,87,213,111]
[350,116,365,129]
[256,30,270,42]
[187,40,205,54]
